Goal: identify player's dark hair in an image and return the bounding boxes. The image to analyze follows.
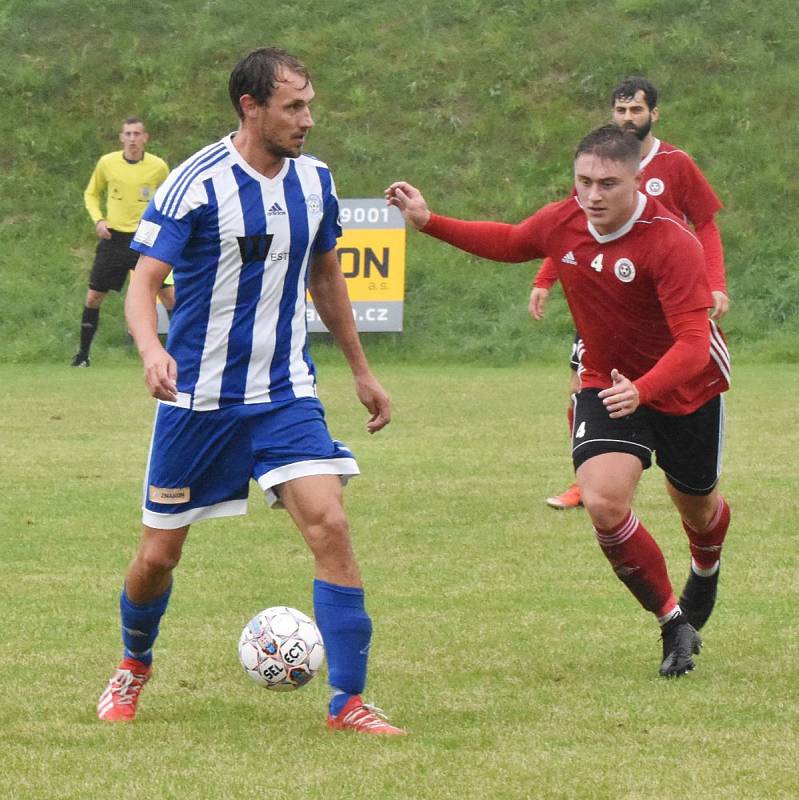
[229,47,311,119]
[122,117,144,128]
[611,77,658,111]
[574,124,641,165]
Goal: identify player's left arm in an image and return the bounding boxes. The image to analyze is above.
[600,311,710,417]
[693,218,729,319]
[601,226,715,417]
[633,309,710,404]
[599,308,710,419]
[308,246,391,434]
[681,155,729,319]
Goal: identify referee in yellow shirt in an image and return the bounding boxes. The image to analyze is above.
[71,118,170,367]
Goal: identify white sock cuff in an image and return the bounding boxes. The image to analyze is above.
[658,606,682,626]
[691,559,720,578]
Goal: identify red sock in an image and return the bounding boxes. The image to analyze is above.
[594,511,677,618]
[567,405,575,436]
[683,496,730,570]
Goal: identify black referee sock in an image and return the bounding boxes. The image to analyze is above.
[79,306,100,355]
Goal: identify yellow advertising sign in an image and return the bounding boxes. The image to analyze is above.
[307,199,406,332]
[335,228,406,301]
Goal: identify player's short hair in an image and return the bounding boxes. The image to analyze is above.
[611,77,658,111]
[122,117,145,128]
[574,124,641,166]
[229,47,311,120]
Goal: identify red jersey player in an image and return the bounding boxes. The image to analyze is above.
[386,124,731,677]
[532,77,729,510]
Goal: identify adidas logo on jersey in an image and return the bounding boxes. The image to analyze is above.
[267,202,286,216]
[561,251,577,265]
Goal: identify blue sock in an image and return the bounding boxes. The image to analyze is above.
[313,579,372,716]
[120,583,172,666]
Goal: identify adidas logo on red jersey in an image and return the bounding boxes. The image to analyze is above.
[561,251,577,265]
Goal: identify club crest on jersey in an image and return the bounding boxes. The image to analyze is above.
[645,178,665,196]
[614,258,636,283]
[306,194,323,215]
[561,251,577,265]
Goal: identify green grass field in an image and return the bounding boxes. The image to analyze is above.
[1,361,796,799]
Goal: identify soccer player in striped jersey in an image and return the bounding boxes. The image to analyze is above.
[96,48,405,735]
[530,77,728,511]
[386,124,731,677]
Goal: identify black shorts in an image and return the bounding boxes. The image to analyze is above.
[571,389,725,496]
[89,230,138,292]
[568,332,584,372]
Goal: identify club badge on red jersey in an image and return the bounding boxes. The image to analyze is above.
[614,258,636,283]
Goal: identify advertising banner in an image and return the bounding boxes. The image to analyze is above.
[307,198,406,332]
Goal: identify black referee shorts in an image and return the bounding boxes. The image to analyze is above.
[88,230,138,293]
[571,388,726,496]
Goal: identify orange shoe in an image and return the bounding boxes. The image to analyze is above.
[326,695,407,736]
[96,658,152,722]
[546,482,582,509]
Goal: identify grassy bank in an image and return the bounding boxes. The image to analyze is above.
[1,0,797,365]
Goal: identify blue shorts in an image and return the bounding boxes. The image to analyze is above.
[142,397,359,529]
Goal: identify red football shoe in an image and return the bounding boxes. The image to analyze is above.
[546,482,583,509]
[326,695,407,736]
[96,658,152,722]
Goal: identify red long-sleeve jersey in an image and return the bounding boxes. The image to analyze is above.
[423,193,730,414]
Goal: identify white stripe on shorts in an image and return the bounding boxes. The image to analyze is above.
[257,457,360,508]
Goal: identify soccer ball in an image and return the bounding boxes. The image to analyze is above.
[238,606,325,691]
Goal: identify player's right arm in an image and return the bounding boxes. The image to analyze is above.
[385,180,545,262]
[528,258,559,319]
[126,255,177,402]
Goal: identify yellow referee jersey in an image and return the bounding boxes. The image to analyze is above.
[84,151,169,232]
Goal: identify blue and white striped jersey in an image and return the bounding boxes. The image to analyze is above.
[131,134,342,411]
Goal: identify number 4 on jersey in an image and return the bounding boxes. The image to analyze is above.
[590,253,604,272]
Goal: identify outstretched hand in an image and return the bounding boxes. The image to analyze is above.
[598,368,639,418]
[384,181,431,230]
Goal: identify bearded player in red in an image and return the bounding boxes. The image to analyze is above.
[386,124,731,676]
[532,77,729,511]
